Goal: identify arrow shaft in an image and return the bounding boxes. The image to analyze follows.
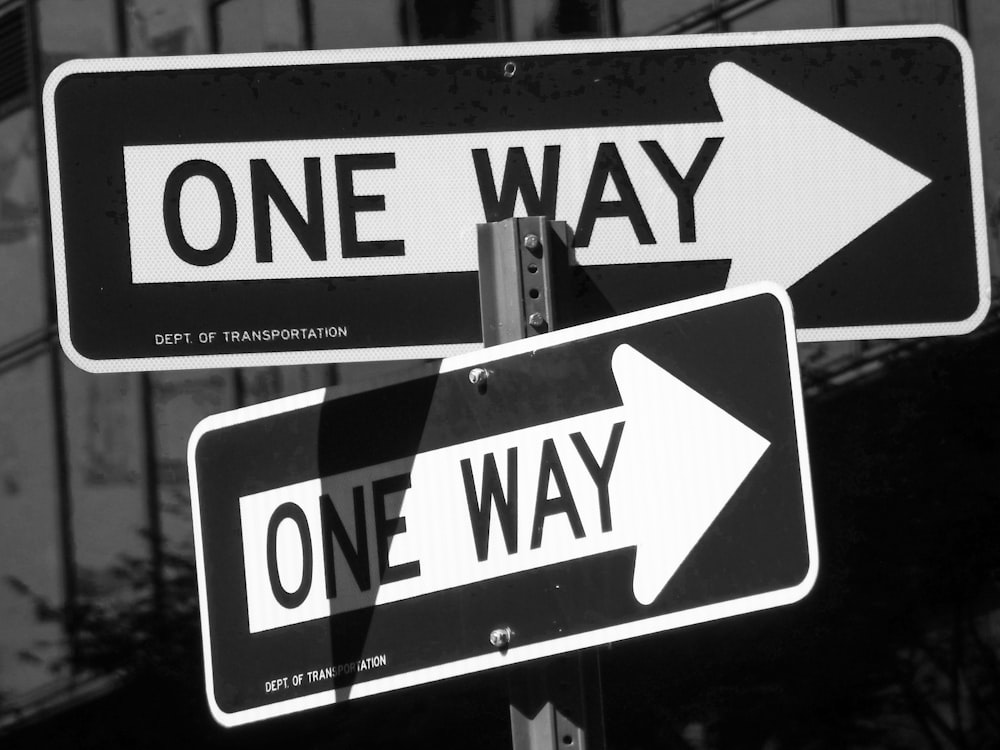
[239,406,629,633]
[127,63,928,293]
[124,121,728,285]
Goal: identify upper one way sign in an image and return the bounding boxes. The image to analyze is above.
[44,25,989,372]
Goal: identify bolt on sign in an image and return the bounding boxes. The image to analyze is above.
[188,284,817,726]
[44,24,988,372]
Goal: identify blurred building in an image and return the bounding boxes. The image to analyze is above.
[0,0,999,746]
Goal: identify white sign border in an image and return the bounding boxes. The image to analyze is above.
[44,24,989,372]
[188,281,819,727]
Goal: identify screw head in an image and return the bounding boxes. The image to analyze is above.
[489,627,512,649]
[523,233,540,251]
[469,367,489,386]
[527,312,545,329]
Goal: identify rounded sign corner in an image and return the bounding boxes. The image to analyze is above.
[735,281,796,333]
[42,58,94,109]
[186,419,209,462]
[791,547,821,606]
[187,410,228,466]
[744,280,791,306]
[920,22,974,58]
[58,333,112,375]
[954,304,992,339]
[206,689,244,729]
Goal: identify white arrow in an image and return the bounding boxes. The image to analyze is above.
[698,62,931,287]
[538,60,931,287]
[126,63,929,292]
[608,344,770,605]
[238,344,769,633]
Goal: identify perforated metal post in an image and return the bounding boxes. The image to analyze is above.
[476,216,606,750]
[476,217,568,346]
[506,652,606,750]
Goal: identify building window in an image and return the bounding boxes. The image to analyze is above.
[312,0,406,48]
[513,0,610,40]
[0,357,68,698]
[845,0,956,27]
[125,0,210,56]
[213,0,308,53]
[37,0,117,80]
[406,0,503,43]
[618,0,706,36]
[728,0,831,32]
[0,3,29,118]
[0,110,44,348]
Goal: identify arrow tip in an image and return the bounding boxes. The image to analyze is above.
[611,344,770,606]
[707,62,931,290]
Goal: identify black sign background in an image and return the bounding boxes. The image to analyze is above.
[190,288,813,723]
[48,29,983,367]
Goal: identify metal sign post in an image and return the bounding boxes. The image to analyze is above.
[507,653,605,750]
[477,216,605,750]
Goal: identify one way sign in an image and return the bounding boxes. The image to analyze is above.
[46,25,988,371]
[189,284,817,726]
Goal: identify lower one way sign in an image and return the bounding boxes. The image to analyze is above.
[188,284,817,726]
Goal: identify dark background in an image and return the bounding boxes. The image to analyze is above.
[2,1,1000,749]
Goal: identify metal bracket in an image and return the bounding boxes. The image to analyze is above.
[476,217,570,346]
